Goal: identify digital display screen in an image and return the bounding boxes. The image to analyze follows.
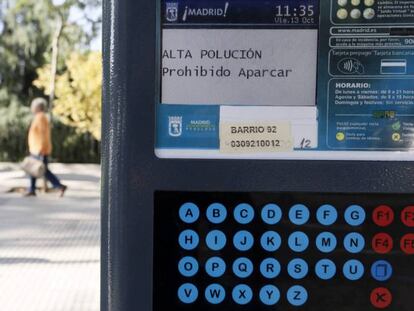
[156,0,414,161]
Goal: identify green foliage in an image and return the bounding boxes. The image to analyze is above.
[0,102,31,161]
[52,121,100,163]
[0,104,100,163]
[0,0,101,163]
[0,0,101,109]
[35,51,102,140]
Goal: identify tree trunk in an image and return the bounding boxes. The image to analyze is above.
[49,17,63,121]
[44,17,63,192]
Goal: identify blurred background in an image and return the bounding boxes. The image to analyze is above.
[0,1,102,310]
[0,0,101,163]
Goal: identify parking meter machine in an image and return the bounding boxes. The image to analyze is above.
[102,0,414,310]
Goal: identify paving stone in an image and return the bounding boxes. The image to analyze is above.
[0,164,100,311]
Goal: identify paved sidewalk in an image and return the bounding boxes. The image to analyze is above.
[0,163,100,311]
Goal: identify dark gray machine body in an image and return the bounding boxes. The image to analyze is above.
[101,0,414,310]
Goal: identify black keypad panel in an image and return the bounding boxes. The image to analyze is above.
[153,192,414,311]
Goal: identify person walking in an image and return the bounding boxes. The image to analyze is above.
[25,98,67,197]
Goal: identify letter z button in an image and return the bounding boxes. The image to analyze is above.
[287,285,308,306]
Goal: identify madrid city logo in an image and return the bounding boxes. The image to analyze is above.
[168,116,182,137]
[165,2,179,22]
[182,2,229,21]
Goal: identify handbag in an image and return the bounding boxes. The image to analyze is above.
[20,156,46,178]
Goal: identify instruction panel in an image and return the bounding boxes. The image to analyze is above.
[156,0,414,160]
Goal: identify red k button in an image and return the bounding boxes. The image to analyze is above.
[401,206,414,227]
[373,206,394,227]
[370,287,392,309]
[400,233,414,255]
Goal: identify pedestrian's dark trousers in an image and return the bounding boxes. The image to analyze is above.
[30,155,62,193]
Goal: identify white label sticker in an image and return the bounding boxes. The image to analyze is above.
[220,122,293,153]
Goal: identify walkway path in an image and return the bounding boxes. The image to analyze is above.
[0,163,100,311]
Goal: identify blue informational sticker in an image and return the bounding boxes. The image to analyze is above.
[156,104,220,150]
[316,0,414,155]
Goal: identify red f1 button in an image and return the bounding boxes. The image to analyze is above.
[370,288,392,309]
[400,233,414,255]
[401,206,414,227]
[372,233,393,254]
[373,206,394,227]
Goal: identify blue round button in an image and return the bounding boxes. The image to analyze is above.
[289,204,310,225]
[179,202,200,224]
[287,258,309,279]
[344,205,366,226]
[288,231,309,252]
[315,232,337,253]
[343,232,365,254]
[287,285,308,306]
[178,256,199,277]
[259,285,280,306]
[233,230,254,251]
[343,259,365,281]
[232,257,254,278]
[205,257,226,278]
[261,204,282,225]
[205,284,225,304]
[371,260,393,282]
[179,229,199,250]
[260,258,281,279]
[206,230,227,251]
[315,259,336,280]
[260,231,281,252]
[178,283,198,304]
[316,204,338,226]
[206,203,227,224]
[234,203,255,224]
[232,284,253,305]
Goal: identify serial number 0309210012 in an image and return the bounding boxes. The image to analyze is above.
[230,139,281,148]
